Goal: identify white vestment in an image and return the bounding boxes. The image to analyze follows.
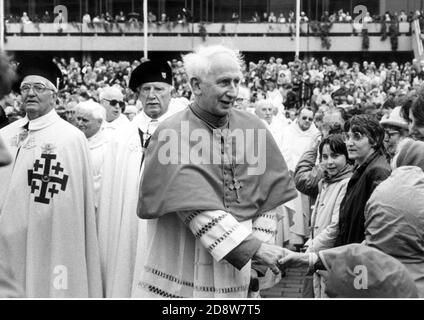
[87,126,111,208]
[280,121,319,244]
[97,100,186,297]
[104,113,130,133]
[0,110,102,297]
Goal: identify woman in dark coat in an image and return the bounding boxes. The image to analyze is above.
[334,115,391,246]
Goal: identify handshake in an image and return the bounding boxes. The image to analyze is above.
[253,243,316,275]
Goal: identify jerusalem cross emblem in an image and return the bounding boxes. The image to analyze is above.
[27,153,69,204]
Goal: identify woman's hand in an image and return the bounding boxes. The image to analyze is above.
[277,249,310,271]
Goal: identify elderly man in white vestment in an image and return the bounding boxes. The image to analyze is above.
[99,85,129,133]
[137,45,297,298]
[97,60,186,297]
[74,100,110,208]
[280,106,320,248]
[0,57,102,298]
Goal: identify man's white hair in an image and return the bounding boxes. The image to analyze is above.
[254,99,276,112]
[75,100,106,121]
[182,45,244,83]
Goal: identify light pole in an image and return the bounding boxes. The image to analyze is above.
[143,0,148,59]
[0,0,4,52]
[295,0,300,60]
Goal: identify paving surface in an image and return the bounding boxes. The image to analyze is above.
[261,268,308,298]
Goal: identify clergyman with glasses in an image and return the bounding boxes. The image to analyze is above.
[99,85,129,132]
[0,56,102,298]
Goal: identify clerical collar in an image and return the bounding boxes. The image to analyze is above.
[190,102,229,129]
[136,110,165,134]
[23,109,60,131]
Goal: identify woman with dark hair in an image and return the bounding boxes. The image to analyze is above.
[304,134,353,297]
[334,114,391,246]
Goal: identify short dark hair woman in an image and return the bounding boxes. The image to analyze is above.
[334,114,391,246]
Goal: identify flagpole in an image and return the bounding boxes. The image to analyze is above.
[295,0,300,60]
[143,0,148,59]
[0,0,4,52]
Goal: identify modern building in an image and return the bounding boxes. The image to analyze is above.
[2,0,424,63]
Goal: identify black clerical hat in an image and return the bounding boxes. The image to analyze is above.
[13,56,63,93]
[129,60,172,91]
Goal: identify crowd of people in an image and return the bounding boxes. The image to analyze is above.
[4,8,421,25]
[1,42,424,299]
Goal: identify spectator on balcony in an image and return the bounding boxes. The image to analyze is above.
[337,9,346,22]
[41,11,51,23]
[252,11,260,22]
[300,12,309,23]
[82,12,91,24]
[321,11,330,22]
[105,12,114,23]
[345,12,352,22]
[159,13,168,25]
[277,13,286,23]
[148,11,157,23]
[262,12,269,22]
[92,15,101,23]
[231,12,240,22]
[363,12,373,23]
[398,10,408,22]
[182,8,192,23]
[20,12,31,24]
[176,13,186,24]
[268,12,277,23]
[116,11,126,23]
[288,10,295,23]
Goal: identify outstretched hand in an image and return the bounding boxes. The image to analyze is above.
[277,249,310,271]
[253,243,292,275]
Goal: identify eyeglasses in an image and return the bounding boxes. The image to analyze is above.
[103,99,125,109]
[302,116,314,121]
[342,132,365,142]
[384,130,400,141]
[20,83,56,94]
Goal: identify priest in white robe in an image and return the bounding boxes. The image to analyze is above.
[0,57,102,298]
[99,85,129,133]
[74,100,111,208]
[280,107,320,247]
[97,60,186,297]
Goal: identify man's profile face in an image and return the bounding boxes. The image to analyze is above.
[197,53,242,117]
[297,109,314,131]
[138,82,172,119]
[21,75,57,120]
[75,109,102,139]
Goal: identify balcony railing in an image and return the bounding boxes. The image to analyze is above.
[5,22,411,36]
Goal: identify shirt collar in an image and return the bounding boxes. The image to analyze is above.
[24,109,60,131]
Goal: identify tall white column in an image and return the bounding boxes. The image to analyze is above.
[143,0,148,59]
[295,0,300,59]
[0,0,4,52]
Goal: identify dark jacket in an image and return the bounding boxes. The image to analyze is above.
[294,146,323,198]
[334,151,391,246]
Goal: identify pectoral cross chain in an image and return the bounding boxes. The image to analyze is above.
[229,178,242,202]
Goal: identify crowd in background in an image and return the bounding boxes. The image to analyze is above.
[1,53,424,129]
[4,8,423,25]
